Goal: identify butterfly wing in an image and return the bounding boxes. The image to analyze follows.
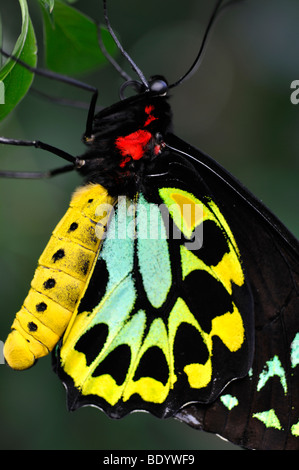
[166,134,299,450]
[53,133,299,449]
[53,157,254,419]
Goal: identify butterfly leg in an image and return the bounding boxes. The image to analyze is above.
[0,164,75,179]
[0,137,83,179]
[0,48,99,177]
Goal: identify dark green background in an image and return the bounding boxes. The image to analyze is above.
[0,0,298,450]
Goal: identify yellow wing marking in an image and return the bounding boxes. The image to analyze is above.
[169,298,244,389]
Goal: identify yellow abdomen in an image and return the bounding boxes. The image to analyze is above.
[4,183,114,370]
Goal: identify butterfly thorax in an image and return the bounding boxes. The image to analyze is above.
[78,93,172,197]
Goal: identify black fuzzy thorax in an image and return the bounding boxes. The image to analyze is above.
[78,93,172,197]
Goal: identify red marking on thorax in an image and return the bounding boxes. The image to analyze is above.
[144,105,157,126]
[116,130,152,167]
[115,104,159,168]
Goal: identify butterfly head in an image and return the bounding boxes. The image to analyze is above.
[119,76,168,99]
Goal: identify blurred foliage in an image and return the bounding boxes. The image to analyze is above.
[0,0,117,121]
[42,0,118,75]
[0,0,298,450]
[0,0,36,120]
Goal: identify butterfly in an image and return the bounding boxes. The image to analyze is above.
[1,0,298,450]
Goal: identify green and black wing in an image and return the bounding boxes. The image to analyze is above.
[53,134,299,450]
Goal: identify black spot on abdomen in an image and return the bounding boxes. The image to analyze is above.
[36,302,47,312]
[52,249,65,263]
[43,278,56,290]
[68,222,78,232]
[28,321,38,332]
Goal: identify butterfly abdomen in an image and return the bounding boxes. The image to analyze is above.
[4,184,114,370]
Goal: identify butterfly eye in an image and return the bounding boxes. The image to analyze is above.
[149,77,168,96]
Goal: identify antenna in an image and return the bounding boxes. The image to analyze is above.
[168,0,243,89]
[102,0,149,90]
[97,25,132,82]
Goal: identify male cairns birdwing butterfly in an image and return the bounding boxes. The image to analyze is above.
[0,0,298,450]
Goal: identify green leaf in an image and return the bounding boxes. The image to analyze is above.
[0,0,37,121]
[42,0,117,76]
[38,0,55,13]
